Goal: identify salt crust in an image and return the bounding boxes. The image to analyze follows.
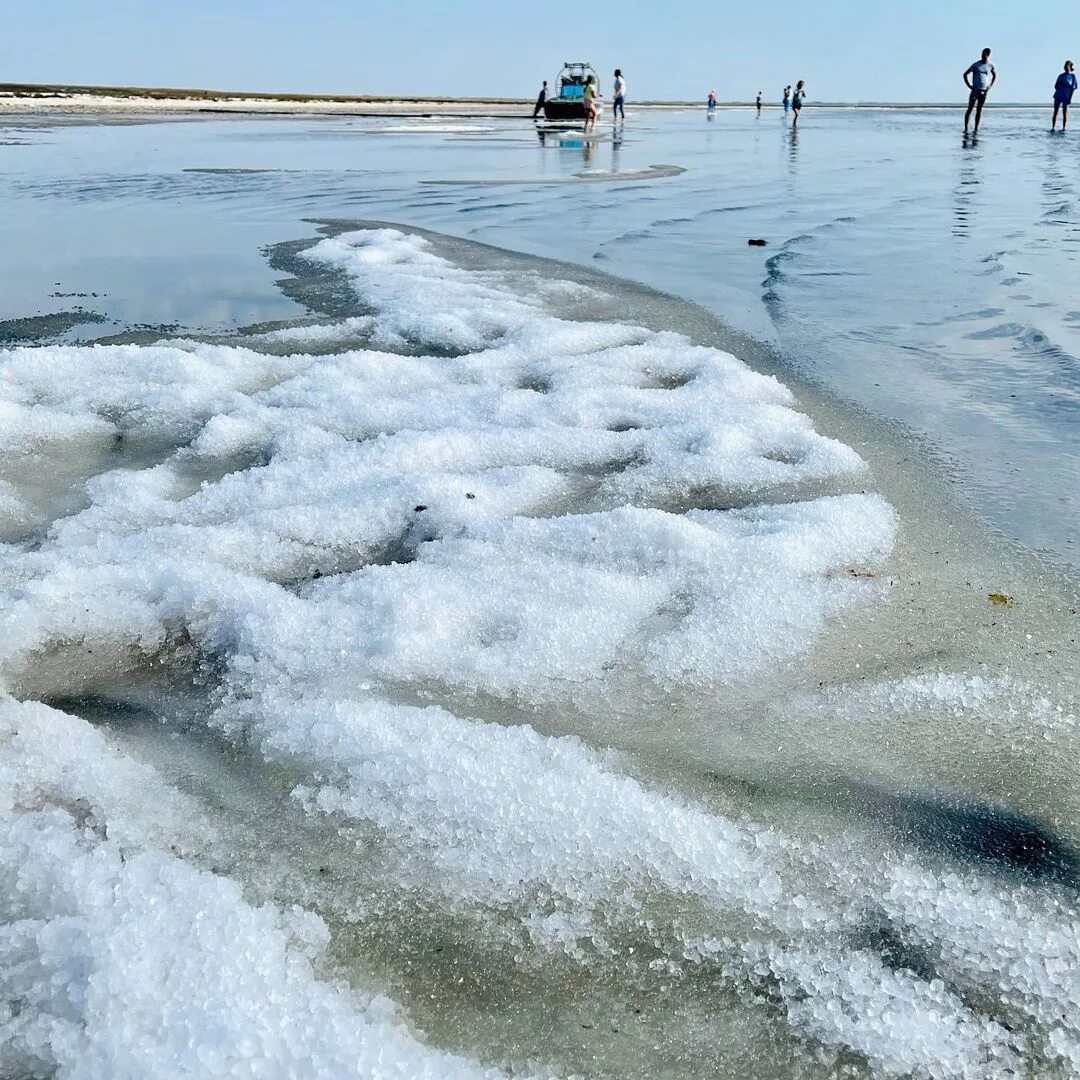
[3,229,1073,1076]
[0,698,504,1079]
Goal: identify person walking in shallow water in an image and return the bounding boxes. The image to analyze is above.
[612,69,626,120]
[583,75,600,131]
[532,80,548,120]
[1053,60,1076,131]
[791,81,806,126]
[964,48,996,133]
[782,85,791,113]
[755,90,763,114]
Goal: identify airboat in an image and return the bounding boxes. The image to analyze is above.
[543,61,599,121]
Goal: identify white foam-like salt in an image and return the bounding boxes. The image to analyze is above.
[0,699,502,1080]
[2,228,1074,1077]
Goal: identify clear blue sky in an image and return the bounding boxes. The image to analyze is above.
[2,0,1075,103]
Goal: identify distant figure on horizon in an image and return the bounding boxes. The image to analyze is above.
[756,90,763,114]
[583,74,601,131]
[532,80,548,120]
[791,81,806,126]
[963,48,996,133]
[783,85,791,113]
[613,68,626,120]
[1053,60,1076,131]
[707,89,718,113]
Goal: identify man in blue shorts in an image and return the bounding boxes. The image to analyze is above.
[964,48,996,133]
[1053,61,1076,131]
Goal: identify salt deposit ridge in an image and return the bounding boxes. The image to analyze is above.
[1,225,1079,1078]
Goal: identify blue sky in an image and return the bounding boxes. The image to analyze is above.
[2,1,1075,103]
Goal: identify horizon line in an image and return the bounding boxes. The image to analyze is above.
[0,81,1054,110]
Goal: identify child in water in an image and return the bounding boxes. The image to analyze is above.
[707,89,718,112]
[1053,60,1076,131]
[583,75,601,131]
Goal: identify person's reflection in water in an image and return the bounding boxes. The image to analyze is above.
[535,126,548,146]
[783,124,800,202]
[612,124,624,174]
[582,137,596,170]
[953,134,981,238]
[1040,125,1072,227]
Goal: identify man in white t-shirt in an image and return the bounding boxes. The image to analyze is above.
[613,69,626,120]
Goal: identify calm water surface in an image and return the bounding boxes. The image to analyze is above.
[1,107,1077,568]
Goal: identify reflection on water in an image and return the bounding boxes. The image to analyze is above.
[953,135,981,236]
[1,107,1078,568]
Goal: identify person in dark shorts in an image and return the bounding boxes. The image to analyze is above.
[791,81,806,126]
[1053,60,1077,131]
[756,90,763,114]
[964,48,996,132]
[533,81,548,120]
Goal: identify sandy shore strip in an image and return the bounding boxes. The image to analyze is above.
[0,86,694,118]
[0,85,1019,119]
[0,92,526,118]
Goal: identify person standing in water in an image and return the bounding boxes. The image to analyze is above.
[791,81,806,125]
[707,89,718,113]
[583,74,601,131]
[782,85,791,113]
[532,80,548,120]
[963,48,996,133]
[1053,60,1077,131]
[613,69,626,120]
[756,90,763,114]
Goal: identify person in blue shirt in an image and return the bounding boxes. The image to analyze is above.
[963,48,997,133]
[782,86,791,113]
[1053,60,1077,131]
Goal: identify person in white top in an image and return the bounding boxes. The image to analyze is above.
[613,69,627,120]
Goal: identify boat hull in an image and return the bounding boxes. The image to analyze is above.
[543,99,588,121]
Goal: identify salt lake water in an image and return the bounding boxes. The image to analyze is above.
[1,107,1079,1079]
[3,107,1078,568]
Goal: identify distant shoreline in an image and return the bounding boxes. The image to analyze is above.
[0,82,1048,117]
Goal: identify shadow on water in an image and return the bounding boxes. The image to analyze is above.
[712,772,1080,889]
[897,791,1080,886]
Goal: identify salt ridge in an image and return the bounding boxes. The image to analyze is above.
[0,227,1075,1077]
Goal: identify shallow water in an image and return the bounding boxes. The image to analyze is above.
[2,107,1077,568]
[2,110,1080,1080]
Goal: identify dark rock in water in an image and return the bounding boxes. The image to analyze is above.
[891,792,1080,886]
[413,504,428,513]
[748,239,768,246]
